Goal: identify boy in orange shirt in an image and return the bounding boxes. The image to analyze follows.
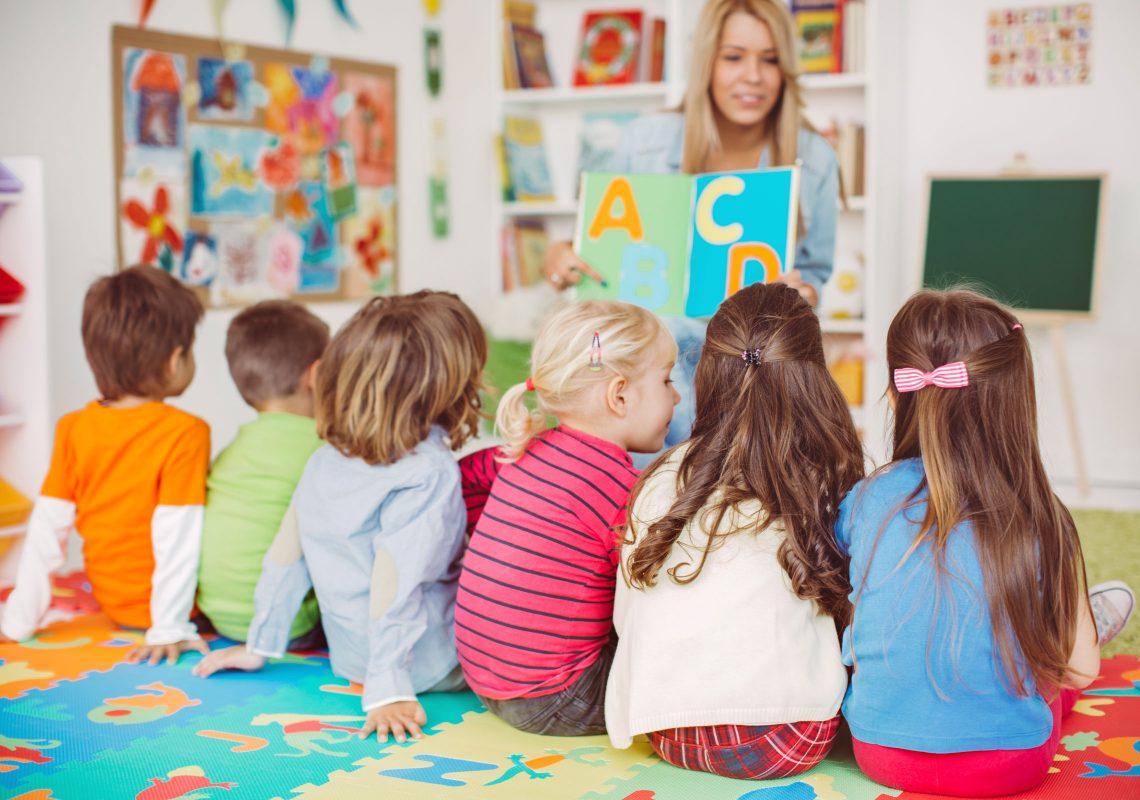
[0,265,210,665]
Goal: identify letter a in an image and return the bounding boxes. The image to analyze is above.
[587,177,644,241]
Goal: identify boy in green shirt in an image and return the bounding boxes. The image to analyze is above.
[197,300,329,645]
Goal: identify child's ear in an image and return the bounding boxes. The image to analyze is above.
[165,346,185,377]
[604,375,628,418]
[301,359,321,392]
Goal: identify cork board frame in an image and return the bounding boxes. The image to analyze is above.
[112,24,398,305]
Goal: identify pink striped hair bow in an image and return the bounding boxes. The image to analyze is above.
[893,362,969,393]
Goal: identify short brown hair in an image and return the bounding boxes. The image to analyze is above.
[82,265,204,400]
[225,300,330,408]
[315,291,487,465]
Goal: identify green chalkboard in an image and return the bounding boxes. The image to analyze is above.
[922,176,1103,317]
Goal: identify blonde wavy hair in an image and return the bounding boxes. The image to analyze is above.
[496,301,673,460]
[315,291,487,465]
[682,0,807,173]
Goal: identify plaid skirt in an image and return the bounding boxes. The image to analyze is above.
[647,715,841,781]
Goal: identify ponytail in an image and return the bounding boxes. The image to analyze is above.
[495,381,547,461]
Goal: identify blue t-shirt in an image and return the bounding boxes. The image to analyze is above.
[836,458,1053,753]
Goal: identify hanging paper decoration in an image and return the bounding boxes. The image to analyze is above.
[428,116,449,239]
[210,0,229,42]
[138,0,158,29]
[424,28,442,97]
[332,0,358,28]
[278,0,297,45]
[423,0,441,16]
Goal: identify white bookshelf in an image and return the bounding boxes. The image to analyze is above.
[490,1,899,462]
[0,157,52,586]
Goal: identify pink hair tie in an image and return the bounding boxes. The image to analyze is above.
[1012,323,1023,331]
[525,377,535,392]
[894,361,969,393]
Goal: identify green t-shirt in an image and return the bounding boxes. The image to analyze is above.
[197,412,322,641]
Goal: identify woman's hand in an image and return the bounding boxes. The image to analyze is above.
[772,269,819,307]
[128,638,210,666]
[360,700,427,744]
[544,240,605,291]
[191,645,266,677]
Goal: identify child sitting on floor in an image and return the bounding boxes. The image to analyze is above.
[1,265,210,666]
[196,300,329,647]
[195,291,486,745]
[838,289,1134,797]
[606,283,862,779]
[456,300,679,736]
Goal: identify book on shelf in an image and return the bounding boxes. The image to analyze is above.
[820,119,865,200]
[643,17,666,82]
[841,0,865,73]
[502,116,555,202]
[502,0,537,89]
[501,219,550,291]
[573,9,644,86]
[794,3,840,74]
[574,166,800,317]
[575,110,640,195]
[510,24,555,89]
[494,134,514,203]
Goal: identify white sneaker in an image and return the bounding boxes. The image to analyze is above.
[1090,580,1136,647]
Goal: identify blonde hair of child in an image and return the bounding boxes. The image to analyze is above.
[496,301,673,460]
[315,291,486,465]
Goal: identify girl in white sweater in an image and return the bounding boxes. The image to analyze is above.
[605,283,863,780]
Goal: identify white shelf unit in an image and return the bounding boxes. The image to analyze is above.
[491,1,895,463]
[0,157,52,587]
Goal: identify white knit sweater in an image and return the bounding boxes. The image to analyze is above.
[605,447,848,748]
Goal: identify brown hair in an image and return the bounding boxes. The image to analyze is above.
[625,283,863,625]
[682,0,808,173]
[882,289,1087,694]
[225,300,330,408]
[81,265,204,401]
[315,291,487,465]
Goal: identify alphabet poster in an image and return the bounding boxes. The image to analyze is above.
[987,4,1092,88]
[573,167,799,317]
[113,26,398,305]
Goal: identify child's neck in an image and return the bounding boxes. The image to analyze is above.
[101,395,162,409]
[257,394,314,417]
[557,411,627,452]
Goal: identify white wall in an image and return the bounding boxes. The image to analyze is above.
[0,0,495,452]
[895,0,1140,503]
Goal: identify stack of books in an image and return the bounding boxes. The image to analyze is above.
[792,0,865,74]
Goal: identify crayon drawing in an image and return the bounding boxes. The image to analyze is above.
[342,72,396,187]
[342,187,396,295]
[197,57,255,121]
[122,48,187,176]
[189,125,274,217]
[119,176,188,273]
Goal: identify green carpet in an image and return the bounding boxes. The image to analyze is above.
[1075,508,1140,657]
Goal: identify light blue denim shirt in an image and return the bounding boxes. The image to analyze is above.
[608,113,840,466]
[247,426,466,711]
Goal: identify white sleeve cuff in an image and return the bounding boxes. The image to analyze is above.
[363,695,418,712]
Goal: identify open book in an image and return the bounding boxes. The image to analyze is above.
[573,167,800,317]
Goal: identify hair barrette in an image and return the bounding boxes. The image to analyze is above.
[524,377,535,392]
[741,348,763,367]
[588,332,603,371]
[893,361,969,393]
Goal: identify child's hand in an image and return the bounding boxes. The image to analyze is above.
[191,645,266,677]
[128,638,210,666]
[360,700,427,744]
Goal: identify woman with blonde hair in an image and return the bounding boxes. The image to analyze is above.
[545,0,839,461]
[456,300,679,735]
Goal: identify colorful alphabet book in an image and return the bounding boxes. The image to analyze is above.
[573,167,800,317]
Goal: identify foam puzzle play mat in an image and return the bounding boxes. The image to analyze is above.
[3,574,1140,800]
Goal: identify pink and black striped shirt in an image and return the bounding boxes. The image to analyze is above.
[455,427,637,700]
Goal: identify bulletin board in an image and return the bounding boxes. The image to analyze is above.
[921,174,1105,320]
[112,25,398,306]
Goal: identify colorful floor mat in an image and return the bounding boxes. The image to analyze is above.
[3,575,1140,800]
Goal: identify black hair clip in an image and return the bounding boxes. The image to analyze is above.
[741,348,763,367]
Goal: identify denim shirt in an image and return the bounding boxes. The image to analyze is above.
[247,426,465,711]
[607,112,839,292]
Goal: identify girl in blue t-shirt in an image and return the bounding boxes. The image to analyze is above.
[837,289,1131,797]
